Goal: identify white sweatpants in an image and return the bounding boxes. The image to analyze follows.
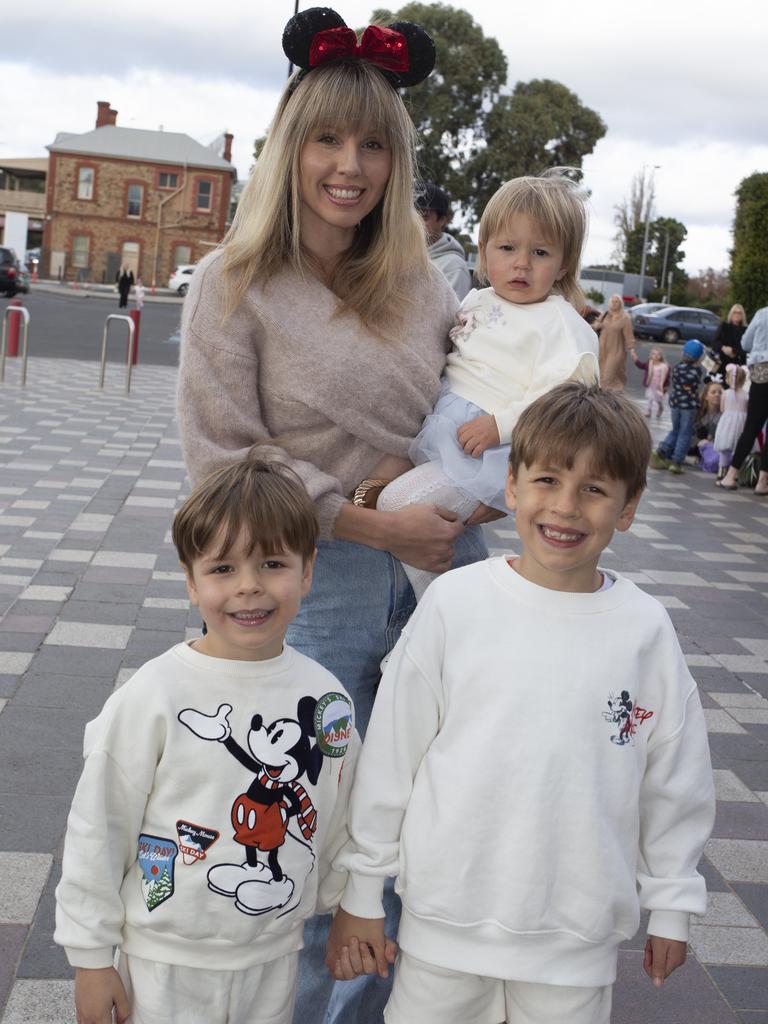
[377,463,478,601]
[117,949,299,1024]
[384,951,612,1024]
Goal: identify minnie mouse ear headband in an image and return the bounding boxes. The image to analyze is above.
[283,6,436,89]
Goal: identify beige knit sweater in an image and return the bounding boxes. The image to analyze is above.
[177,250,458,538]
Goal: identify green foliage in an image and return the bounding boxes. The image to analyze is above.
[729,172,768,317]
[464,80,606,221]
[624,216,688,302]
[372,4,604,225]
[585,288,605,303]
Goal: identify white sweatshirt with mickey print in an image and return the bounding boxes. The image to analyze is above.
[55,642,358,971]
[338,557,714,987]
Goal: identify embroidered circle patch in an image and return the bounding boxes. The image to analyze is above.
[314,692,353,757]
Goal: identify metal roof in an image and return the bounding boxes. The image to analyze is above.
[47,126,235,174]
[0,158,48,175]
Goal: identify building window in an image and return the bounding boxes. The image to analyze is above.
[121,241,140,276]
[127,184,144,218]
[159,172,179,189]
[77,167,94,200]
[174,244,192,267]
[196,180,212,211]
[72,235,90,268]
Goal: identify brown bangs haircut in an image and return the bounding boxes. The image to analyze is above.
[509,382,651,499]
[172,454,318,568]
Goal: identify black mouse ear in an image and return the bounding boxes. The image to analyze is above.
[283,7,348,70]
[386,21,436,86]
[306,743,324,786]
[296,696,318,736]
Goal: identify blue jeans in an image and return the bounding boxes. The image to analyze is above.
[286,528,488,1024]
[658,407,697,465]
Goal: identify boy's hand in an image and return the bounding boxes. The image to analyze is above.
[74,966,130,1024]
[457,415,500,457]
[326,908,396,980]
[643,935,687,987]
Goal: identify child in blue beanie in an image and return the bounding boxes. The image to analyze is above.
[649,339,704,474]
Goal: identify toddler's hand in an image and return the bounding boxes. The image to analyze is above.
[326,908,395,980]
[457,415,500,458]
[643,935,687,987]
[74,966,130,1024]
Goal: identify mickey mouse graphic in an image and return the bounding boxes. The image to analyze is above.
[604,690,634,745]
[178,696,323,916]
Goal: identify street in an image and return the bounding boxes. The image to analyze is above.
[0,290,181,366]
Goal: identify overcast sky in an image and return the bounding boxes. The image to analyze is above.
[5,0,767,275]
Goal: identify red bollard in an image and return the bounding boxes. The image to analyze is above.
[128,309,141,365]
[5,298,22,357]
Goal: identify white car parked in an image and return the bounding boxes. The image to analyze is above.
[168,264,196,296]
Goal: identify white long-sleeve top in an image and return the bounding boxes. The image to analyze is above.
[338,559,714,986]
[444,290,600,442]
[55,642,358,971]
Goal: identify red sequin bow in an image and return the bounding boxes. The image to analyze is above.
[309,25,409,74]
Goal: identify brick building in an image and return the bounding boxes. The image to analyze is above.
[43,101,236,285]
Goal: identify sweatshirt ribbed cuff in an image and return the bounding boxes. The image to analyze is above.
[647,910,690,942]
[340,873,386,919]
[65,946,115,969]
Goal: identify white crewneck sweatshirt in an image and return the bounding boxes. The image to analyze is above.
[444,290,599,442]
[338,558,714,986]
[55,643,358,971]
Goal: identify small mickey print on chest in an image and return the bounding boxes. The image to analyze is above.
[602,690,654,746]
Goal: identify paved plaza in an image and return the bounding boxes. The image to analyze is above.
[0,352,767,1022]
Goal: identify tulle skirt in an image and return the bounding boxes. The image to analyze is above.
[409,384,509,513]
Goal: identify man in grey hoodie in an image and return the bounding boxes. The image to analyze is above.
[416,182,472,300]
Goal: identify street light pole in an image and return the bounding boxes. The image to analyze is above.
[638,165,659,300]
[660,230,670,303]
[287,0,300,78]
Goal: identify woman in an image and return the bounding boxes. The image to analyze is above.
[116,265,134,308]
[717,305,768,495]
[712,303,748,380]
[177,10,492,1022]
[595,294,635,390]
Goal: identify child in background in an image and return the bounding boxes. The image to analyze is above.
[693,378,724,472]
[649,339,705,475]
[55,455,358,1024]
[360,170,599,599]
[631,346,668,418]
[134,277,146,310]
[714,364,749,478]
[327,383,714,1024]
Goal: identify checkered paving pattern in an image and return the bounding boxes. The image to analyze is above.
[1,356,767,1022]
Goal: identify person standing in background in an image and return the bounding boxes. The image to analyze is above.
[416,182,472,300]
[116,266,134,309]
[595,294,635,391]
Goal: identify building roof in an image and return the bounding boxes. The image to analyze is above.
[0,158,48,176]
[47,126,235,174]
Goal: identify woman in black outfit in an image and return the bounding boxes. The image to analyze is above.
[712,304,747,382]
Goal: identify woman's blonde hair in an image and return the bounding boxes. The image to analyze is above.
[476,169,588,309]
[220,61,428,332]
[728,303,748,325]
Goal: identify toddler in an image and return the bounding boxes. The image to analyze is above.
[364,170,599,599]
[714,363,749,476]
[328,383,714,1024]
[649,339,704,474]
[631,345,668,417]
[55,454,358,1024]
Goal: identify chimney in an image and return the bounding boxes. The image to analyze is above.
[96,101,111,128]
[107,106,118,126]
[223,132,233,163]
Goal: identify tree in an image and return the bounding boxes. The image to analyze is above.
[729,172,768,317]
[612,170,654,268]
[372,2,507,207]
[463,80,606,221]
[371,4,604,224]
[687,268,730,312]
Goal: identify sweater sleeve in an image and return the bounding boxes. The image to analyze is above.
[55,748,153,967]
[636,648,715,942]
[316,730,361,915]
[336,598,444,919]
[177,257,347,536]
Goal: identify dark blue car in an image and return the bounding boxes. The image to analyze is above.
[632,305,720,344]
